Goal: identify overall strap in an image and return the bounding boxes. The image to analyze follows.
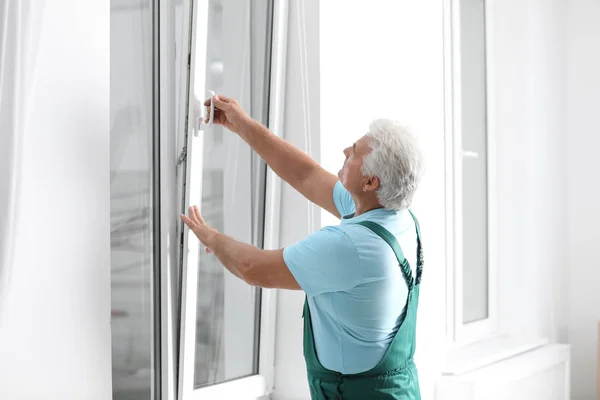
[408,210,424,285]
[355,221,414,290]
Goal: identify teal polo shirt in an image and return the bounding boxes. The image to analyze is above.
[283,181,418,374]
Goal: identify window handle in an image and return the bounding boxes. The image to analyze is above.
[196,89,216,135]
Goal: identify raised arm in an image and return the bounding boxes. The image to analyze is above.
[208,95,341,219]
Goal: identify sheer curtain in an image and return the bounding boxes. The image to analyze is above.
[0,1,45,317]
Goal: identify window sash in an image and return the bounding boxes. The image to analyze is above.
[174,0,287,398]
[444,0,498,345]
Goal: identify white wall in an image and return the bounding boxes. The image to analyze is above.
[566,0,600,399]
[0,1,112,399]
[491,0,567,342]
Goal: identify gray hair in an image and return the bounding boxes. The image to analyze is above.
[361,119,424,210]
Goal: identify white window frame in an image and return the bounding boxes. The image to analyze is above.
[158,0,184,398]
[444,0,498,345]
[175,1,289,399]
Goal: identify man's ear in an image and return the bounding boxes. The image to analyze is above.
[363,176,380,192]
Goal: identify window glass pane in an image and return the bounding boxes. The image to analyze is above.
[110,1,155,398]
[182,0,272,389]
[460,0,489,324]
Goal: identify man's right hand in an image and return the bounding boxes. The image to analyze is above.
[204,95,253,134]
[205,94,341,219]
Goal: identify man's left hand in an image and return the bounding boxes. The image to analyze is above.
[180,205,218,253]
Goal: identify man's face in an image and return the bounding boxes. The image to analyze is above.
[338,135,373,193]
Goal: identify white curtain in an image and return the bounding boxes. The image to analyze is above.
[0,1,45,316]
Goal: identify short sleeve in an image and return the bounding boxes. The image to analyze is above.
[283,226,361,296]
[333,181,356,217]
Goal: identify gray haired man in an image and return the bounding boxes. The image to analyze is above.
[181,95,425,399]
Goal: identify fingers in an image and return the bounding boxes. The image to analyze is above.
[185,205,207,227]
[181,206,201,226]
[184,206,195,224]
[213,95,234,111]
[180,213,194,228]
[181,210,216,254]
[215,94,235,103]
[213,110,227,126]
[192,205,205,224]
[204,94,234,107]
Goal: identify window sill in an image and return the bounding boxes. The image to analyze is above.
[442,334,550,375]
[437,344,571,400]
[188,375,269,400]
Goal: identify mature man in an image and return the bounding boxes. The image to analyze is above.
[181,95,425,399]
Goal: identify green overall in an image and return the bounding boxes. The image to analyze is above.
[302,212,423,399]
